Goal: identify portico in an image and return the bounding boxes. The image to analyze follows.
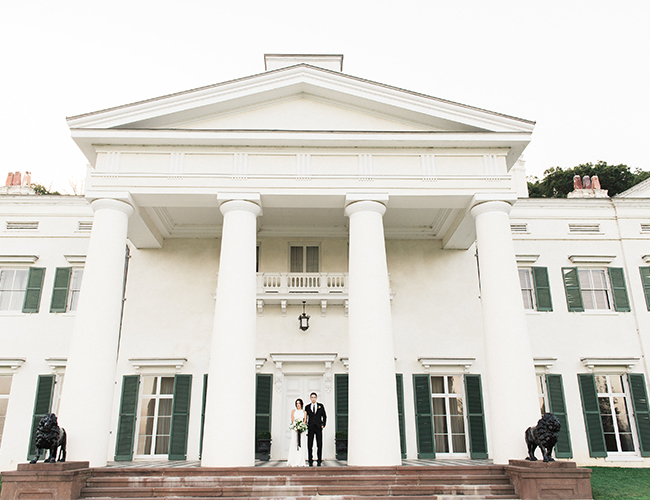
[57,54,541,467]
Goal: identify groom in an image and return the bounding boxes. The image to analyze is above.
[305,392,327,466]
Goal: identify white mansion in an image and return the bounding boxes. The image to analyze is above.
[1,55,649,471]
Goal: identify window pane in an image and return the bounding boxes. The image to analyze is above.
[599,397,612,415]
[139,415,155,436]
[539,397,546,414]
[9,291,25,311]
[0,399,8,414]
[619,433,634,452]
[519,269,532,288]
[0,292,9,311]
[591,270,607,289]
[14,270,28,289]
[141,376,157,396]
[452,434,467,453]
[610,376,624,394]
[0,270,12,289]
[433,415,448,433]
[430,377,444,394]
[306,246,319,273]
[154,435,170,455]
[578,270,592,289]
[156,416,172,436]
[450,415,465,433]
[71,269,84,289]
[432,399,446,416]
[593,290,610,310]
[434,434,448,453]
[160,377,175,395]
[140,398,156,418]
[604,433,618,452]
[595,376,608,394]
[448,376,462,394]
[158,398,173,416]
[0,376,12,395]
[137,434,152,455]
[582,290,595,310]
[290,246,303,273]
[449,398,463,416]
[600,415,614,433]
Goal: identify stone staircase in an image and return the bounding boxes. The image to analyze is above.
[78,465,519,499]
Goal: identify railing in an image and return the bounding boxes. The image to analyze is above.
[258,273,348,295]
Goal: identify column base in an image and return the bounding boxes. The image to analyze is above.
[0,462,91,500]
[505,460,593,500]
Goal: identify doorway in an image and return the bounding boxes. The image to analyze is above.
[281,375,323,459]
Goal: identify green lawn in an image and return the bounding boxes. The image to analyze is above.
[590,467,650,500]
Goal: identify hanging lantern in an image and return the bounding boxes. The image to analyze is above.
[298,301,310,331]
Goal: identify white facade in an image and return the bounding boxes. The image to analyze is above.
[1,55,649,471]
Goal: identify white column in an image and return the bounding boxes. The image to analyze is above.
[202,199,261,466]
[471,200,540,464]
[57,198,133,467]
[345,199,401,466]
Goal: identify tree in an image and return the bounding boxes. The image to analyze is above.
[30,183,61,195]
[527,161,650,198]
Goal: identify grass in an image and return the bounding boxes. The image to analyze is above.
[590,467,650,500]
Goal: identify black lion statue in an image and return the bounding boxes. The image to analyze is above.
[30,413,67,464]
[525,412,561,462]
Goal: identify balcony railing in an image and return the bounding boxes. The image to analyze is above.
[257,273,348,295]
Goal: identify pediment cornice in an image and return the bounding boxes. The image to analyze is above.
[67,64,535,134]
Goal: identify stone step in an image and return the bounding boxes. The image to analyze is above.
[84,473,512,488]
[80,483,517,498]
[80,496,520,500]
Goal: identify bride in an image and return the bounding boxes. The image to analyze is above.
[287,398,308,467]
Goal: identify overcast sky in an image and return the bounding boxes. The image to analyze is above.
[1,0,648,193]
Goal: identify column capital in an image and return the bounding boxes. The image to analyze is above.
[219,199,262,217]
[90,198,134,217]
[470,200,512,219]
[345,199,387,217]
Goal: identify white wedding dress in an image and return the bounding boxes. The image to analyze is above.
[287,409,307,467]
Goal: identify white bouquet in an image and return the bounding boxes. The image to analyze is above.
[290,419,308,432]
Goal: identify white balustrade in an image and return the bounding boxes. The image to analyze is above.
[257,273,348,295]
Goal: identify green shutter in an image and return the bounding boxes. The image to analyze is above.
[545,374,573,458]
[168,374,192,460]
[254,374,273,457]
[114,375,140,461]
[608,268,630,312]
[628,373,650,457]
[28,375,55,459]
[50,267,72,313]
[562,267,584,312]
[396,374,407,459]
[532,267,553,311]
[413,374,435,458]
[335,374,349,436]
[640,267,650,312]
[577,374,607,457]
[465,374,488,459]
[22,267,45,313]
[199,374,207,460]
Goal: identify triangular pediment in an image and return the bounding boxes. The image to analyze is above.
[616,177,650,198]
[67,64,534,134]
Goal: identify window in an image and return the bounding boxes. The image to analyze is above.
[518,267,552,311]
[290,245,319,273]
[519,269,535,310]
[0,269,28,311]
[67,269,83,312]
[595,375,636,454]
[0,375,12,446]
[579,269,612,310]
[640,267,650,311]
[430,375,468,455]
[136,376,174,456]
[562,267,630,312]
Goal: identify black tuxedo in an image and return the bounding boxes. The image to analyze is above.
[305,402,327,465]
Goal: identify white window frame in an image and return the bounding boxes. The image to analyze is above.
[135,375,175,458]
[430,374,470,458]
[578,268,613,311]
[288,243,320,273]
[595,374,640,456]
[536,374,549,415]
[518,268,536,310]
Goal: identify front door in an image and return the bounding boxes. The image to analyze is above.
[281,375,323,459]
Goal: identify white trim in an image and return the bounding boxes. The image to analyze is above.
[568,255,616,264]
[580,358,639,372]
[642,255,650,263]
[418,358,475,374]
[516,254,539,263]
[270,353,337,364]
[0,358,25,373]
[129,358,187,374]
[533,358,557,373]
[255,358,266,371]
[64,255,87,264]
[0,255,39,264]
[45,358,67,374]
